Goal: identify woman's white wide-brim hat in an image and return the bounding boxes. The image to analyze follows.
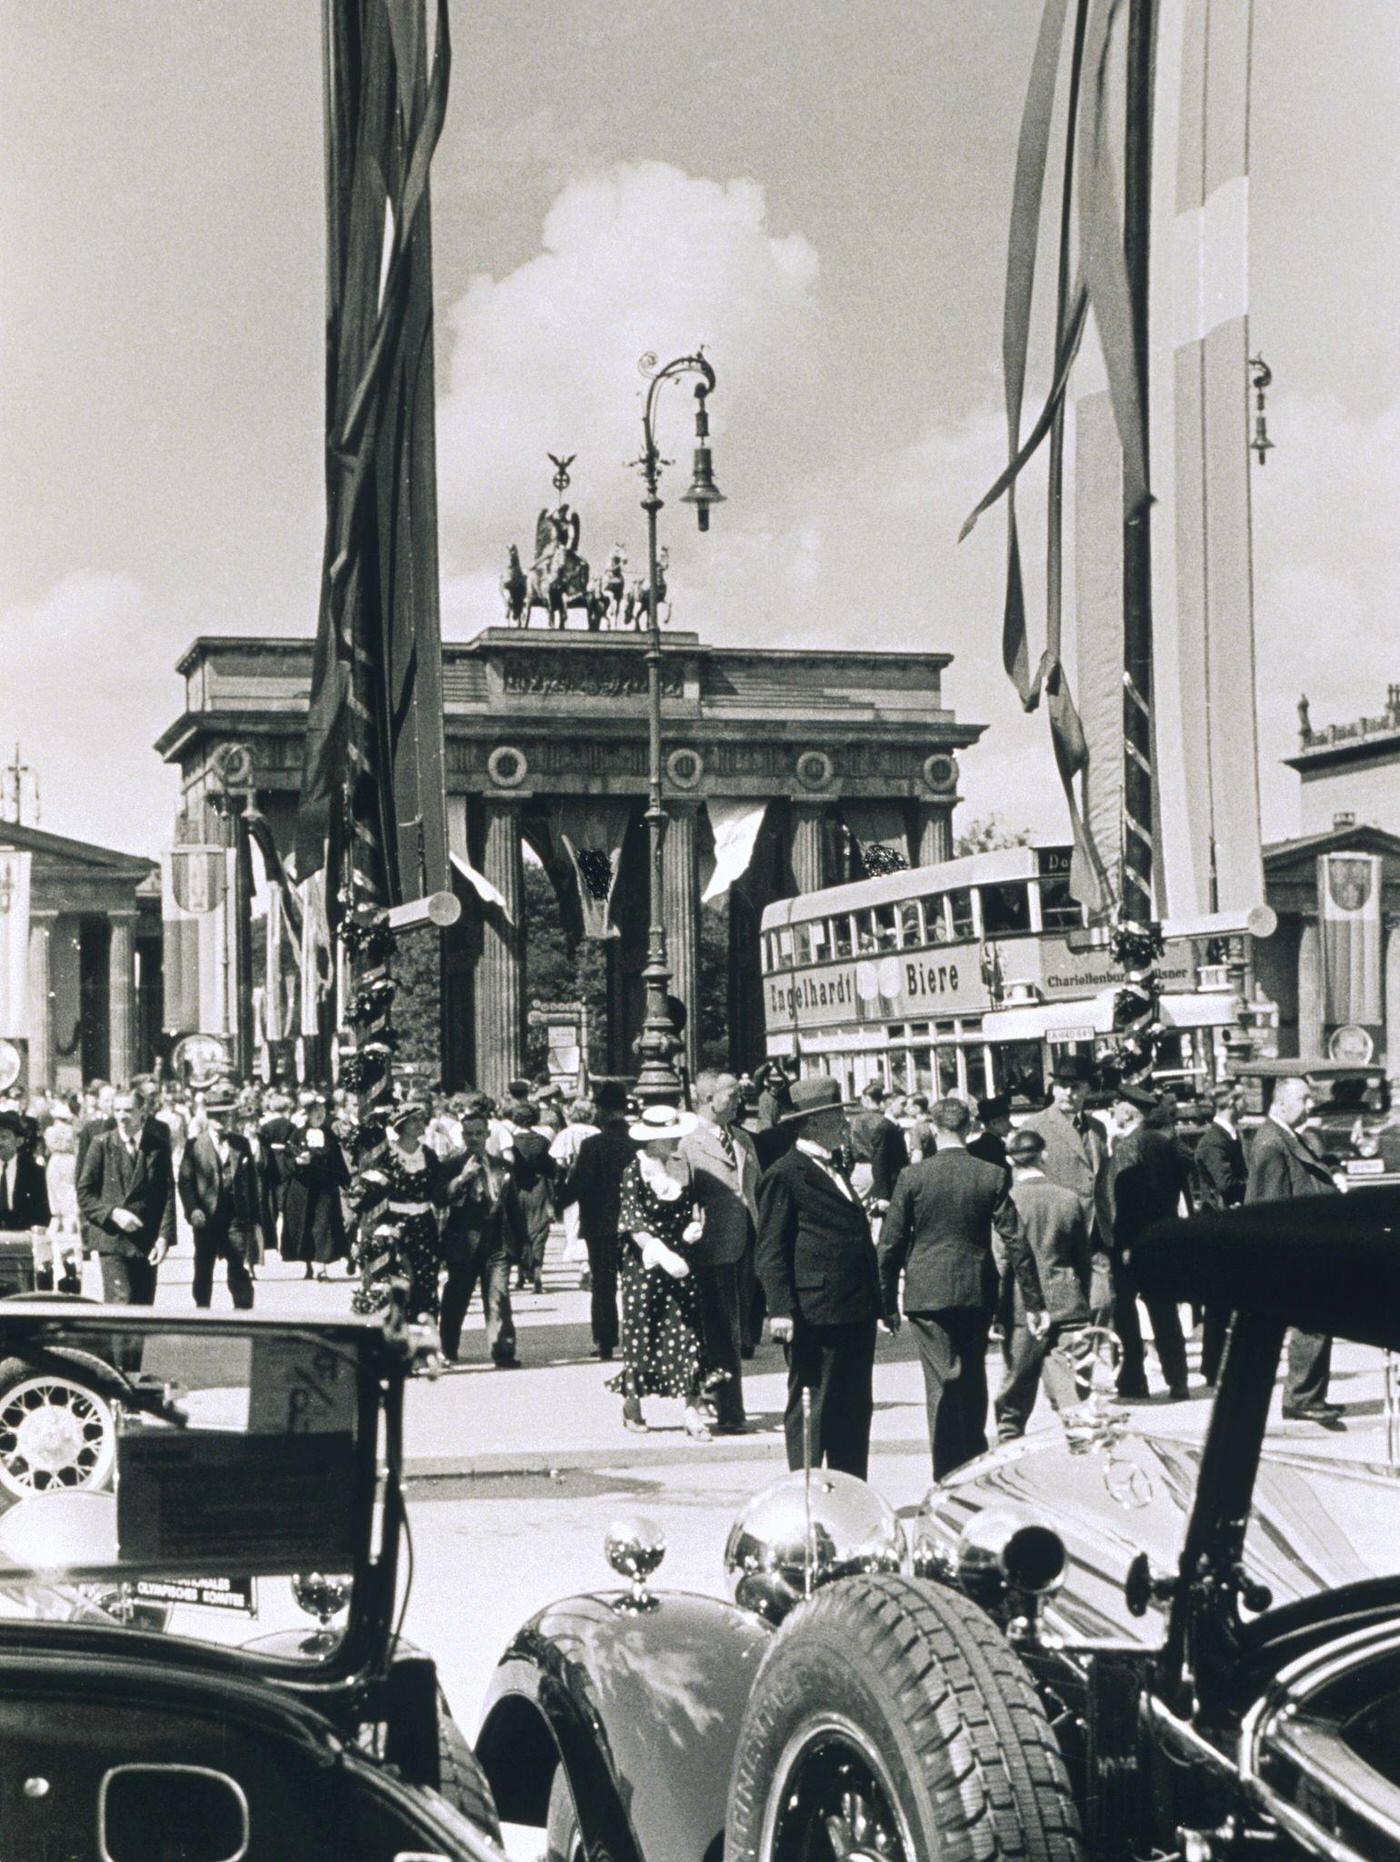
[627,1104,698,1144]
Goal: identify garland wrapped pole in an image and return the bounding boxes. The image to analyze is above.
[296,0,455,1315]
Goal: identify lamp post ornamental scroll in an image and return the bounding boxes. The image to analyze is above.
[630,350,725,1105]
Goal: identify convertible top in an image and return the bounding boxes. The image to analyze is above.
[1133,1186,1400,1352]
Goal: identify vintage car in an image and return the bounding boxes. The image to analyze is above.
[0,1299,506,1862]
[476,1185,1400,1861]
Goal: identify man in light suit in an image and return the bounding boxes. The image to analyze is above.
[995,1125,1092,1440]
[879,1096,1045,1480]
[1021,1055,1113,1320]
[1246,1074,1343,1425]
[680,1070,761,1434]
[76,1083,176,1306]
[176,1086,260,1310]
[756,1075,889,1480]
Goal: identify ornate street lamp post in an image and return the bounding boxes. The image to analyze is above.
[631,350,725,1105]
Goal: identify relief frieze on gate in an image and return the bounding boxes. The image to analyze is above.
[496,650,685,700]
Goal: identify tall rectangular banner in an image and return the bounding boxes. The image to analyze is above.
[1319,854,1383,1028]
[0,850,32,1038]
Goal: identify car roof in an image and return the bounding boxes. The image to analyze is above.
[1133,1187,1400,1352]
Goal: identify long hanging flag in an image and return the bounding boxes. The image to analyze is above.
[296,0,452,917]
[1318,854,1383,1029]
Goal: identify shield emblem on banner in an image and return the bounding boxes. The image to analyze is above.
[1329,858,1373,914]
[172,847,227,915]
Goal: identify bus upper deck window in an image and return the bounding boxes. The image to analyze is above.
[793,923,812,965]
[947,889,975,939]
[856,912,880,954]
[832,915,854,958]
[872,904,899,950]
[898,900,921,947]
[921,896,947,944]
[980,882,1029,936]
[809,918,831,963]
[1038,874,1084,932]
[776,928,795,969]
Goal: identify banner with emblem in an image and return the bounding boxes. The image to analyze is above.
[551,799,634,941]
[0,849,32,1038]
[1318,853,1382,1027]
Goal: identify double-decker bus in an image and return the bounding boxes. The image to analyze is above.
[759,841,1272,1105]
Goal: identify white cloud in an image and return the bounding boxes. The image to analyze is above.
[2,571,178,856]
[434,161,824,603]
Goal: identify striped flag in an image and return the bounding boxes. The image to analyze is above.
[1319,854,1383,1028]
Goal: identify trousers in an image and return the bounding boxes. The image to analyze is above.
[908,1309,991,1481]
[583,1232,620,1356]
[192,1221,255,1310]
[98,1251,159,1306]
[994,1319,1088,1440]
[1284,1329,1332,1409]
[694,1261,745,1426]
[440,1240,516,1363]
[1112,1247,1188,1394]
[784,1318,876,1481]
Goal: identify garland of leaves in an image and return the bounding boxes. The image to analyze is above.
[1095,910,1166,1084]
[337,898,409,1317]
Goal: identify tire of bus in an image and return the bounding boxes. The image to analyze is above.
[726,1574,1084,1862]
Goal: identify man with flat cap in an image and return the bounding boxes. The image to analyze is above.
[995,1124,1093,1440]
[756,1075,888,1480]
[1107,1080,1191,1399]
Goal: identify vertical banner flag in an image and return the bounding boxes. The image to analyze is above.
[0,850,32,1038]
[162,845,228,1034]
[700,801,769,904]
[297,0,452,912]
[1319,854,1383,1028]
[552,800,633,940]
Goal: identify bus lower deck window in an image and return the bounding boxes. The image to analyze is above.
[936,1049,959,1096]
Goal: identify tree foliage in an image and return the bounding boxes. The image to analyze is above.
[954,814,1034,857]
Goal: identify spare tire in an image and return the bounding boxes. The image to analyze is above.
[726,1573,1083,1862]
[0,1349,118,1499]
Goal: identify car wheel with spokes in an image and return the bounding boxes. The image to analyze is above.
[727,1574,1084,1862]
[0,1356,117,1499]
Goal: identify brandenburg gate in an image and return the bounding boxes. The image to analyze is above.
[157,626,983,1094]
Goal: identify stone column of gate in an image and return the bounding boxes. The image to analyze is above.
[790,803,828,894]
[915,804,952,869]
[1296,917,1323,1059]
[27,913,54,1089]
[473,799,526,1096]
[108,914,136,1085]
[662,801,701,1077]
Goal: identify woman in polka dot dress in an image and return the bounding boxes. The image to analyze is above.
[609,1104,725,1439]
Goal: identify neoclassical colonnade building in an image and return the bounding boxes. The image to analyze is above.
[156,627,983,1094]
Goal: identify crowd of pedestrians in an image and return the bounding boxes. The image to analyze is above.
[0,1051,1347,1471]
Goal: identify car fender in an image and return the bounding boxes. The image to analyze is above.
[476,1589,771,1862]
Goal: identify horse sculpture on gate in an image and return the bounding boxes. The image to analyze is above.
[623,546,669,629]
[501,458,653,630]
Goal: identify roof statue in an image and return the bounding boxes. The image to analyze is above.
[500,456,669,632]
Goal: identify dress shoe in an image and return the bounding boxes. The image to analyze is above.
[711,1420,749,1436]
[1166,1384,1190,1402]
[589,1346,614,1362]
[533,1272,544,1296]
[622,1396,647,1433]
[1282,1403,1345,1426]
[492,1355,523,1371]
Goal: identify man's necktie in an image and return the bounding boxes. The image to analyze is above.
[718,1125,737,1170]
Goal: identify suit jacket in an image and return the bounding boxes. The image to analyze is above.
[678,1119,760,1267]
[1008,1173,1090,1325]
[1021,1102,1111,1244]
[1109,1123,1192,1251]
[1193,1119,1247,1212]
[1246,1116,1339,1205]
[0,1149,50,1231]
[755,1146,881,1328]
[966,1129,1009,1171]
[848,1111,910,1202]
[177,1132,263,1234]
[439,1154,529,1265]
[77,1124,176,1257]
[567,1125,637,1243]
[878,1145,1042,1318]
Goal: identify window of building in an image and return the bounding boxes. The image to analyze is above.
[947,888,975,939]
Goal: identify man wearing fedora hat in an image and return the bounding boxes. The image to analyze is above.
[755,1074,887,1480]
[1107,1080,1191,1399]
[1021,1053,1113,1318]
[177,1084,260,1310]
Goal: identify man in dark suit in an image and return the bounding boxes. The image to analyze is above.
[503,1098,556,1295]
[564,1080,635,1361]
[995,1126,1092,1439]
[0,1110,51,1282]
[756,1074,889,1480]
[1193,1081,1248,1384]
[439,1094,527,1367]
[1108,1082,1191,1399]
[680,1070,761,1433]
[176,1086,259,1309]
[1246,1074,1342,1424]
[966,1094,1013,1170]
[879,1096,1044,1480]
[848,1082,910,1212]
[76,1083,176,1306]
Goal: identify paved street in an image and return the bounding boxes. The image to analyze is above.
[147,1230,1394,1856]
